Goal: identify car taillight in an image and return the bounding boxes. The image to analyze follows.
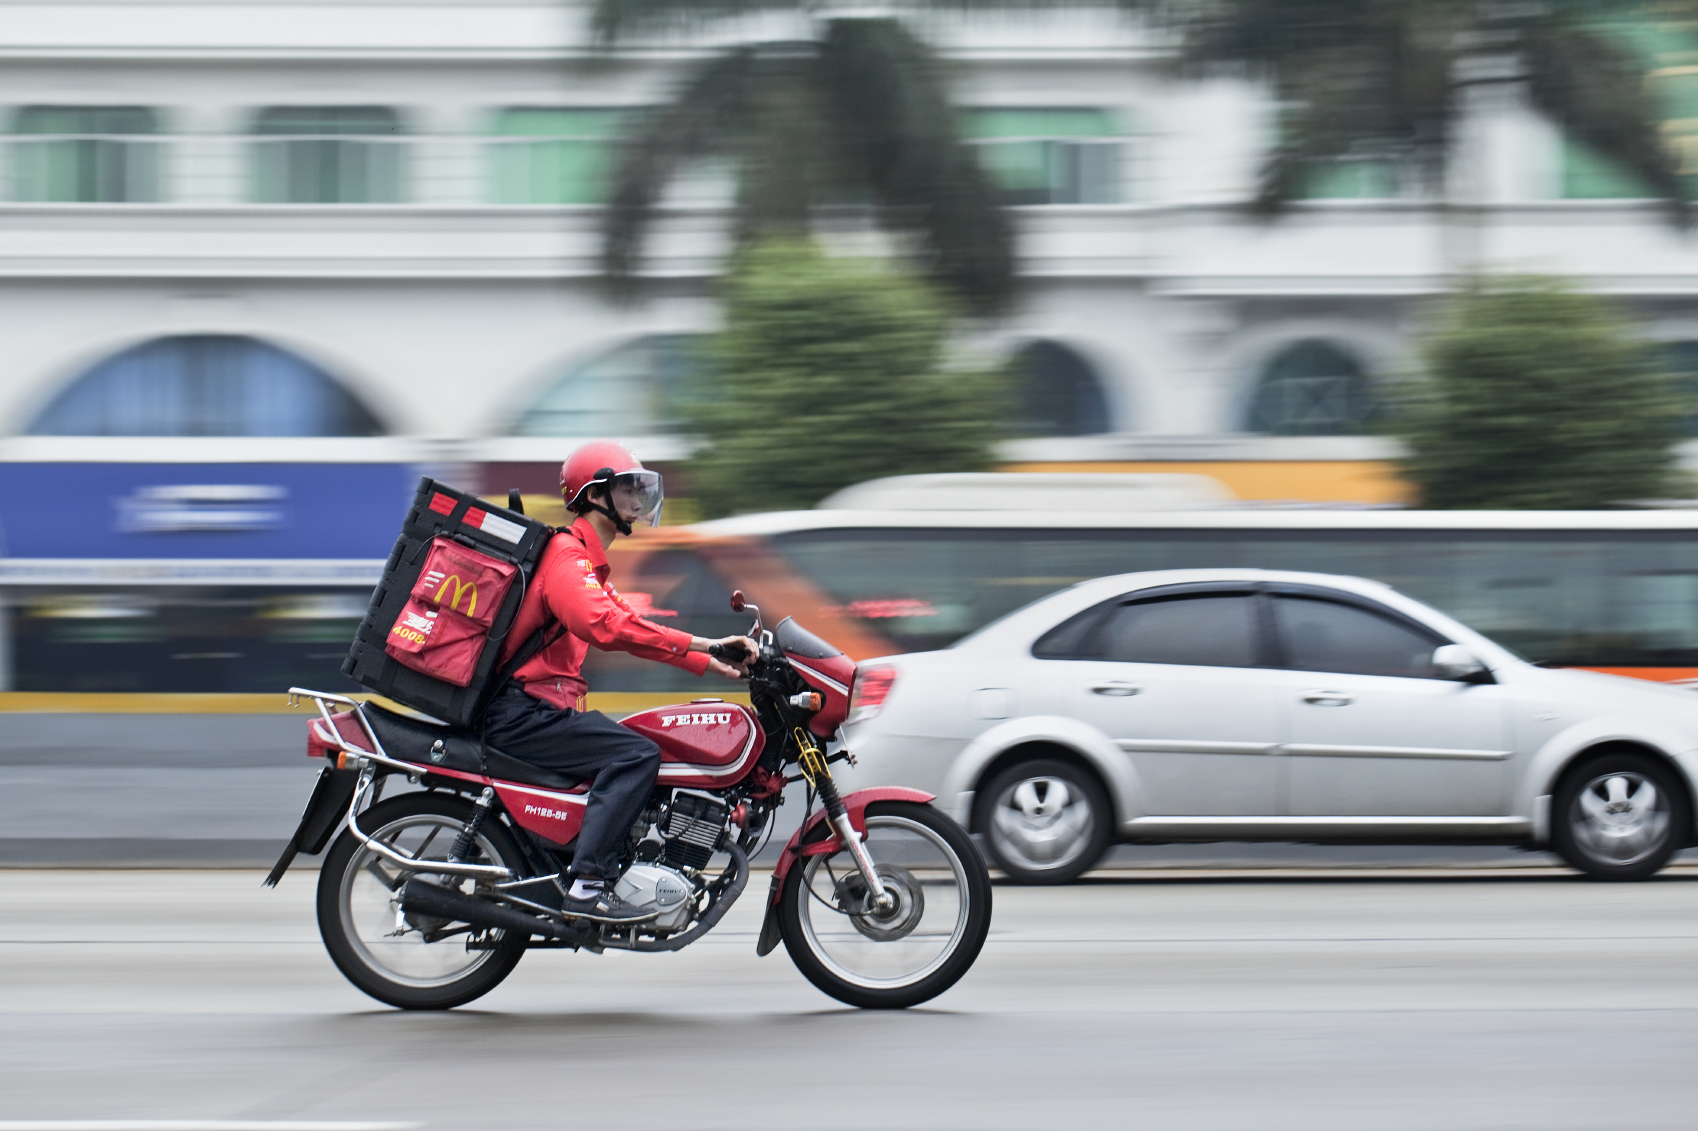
[849,665,897,724]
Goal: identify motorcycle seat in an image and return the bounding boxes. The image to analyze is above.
[361,702,585,793]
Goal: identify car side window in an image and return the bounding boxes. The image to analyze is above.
[1094,594,1260,668]
[1273,595,1443,678]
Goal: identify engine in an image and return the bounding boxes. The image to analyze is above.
[612,863,697,932]
[658,789,730,871]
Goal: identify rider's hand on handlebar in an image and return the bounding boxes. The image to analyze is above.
[705,656,745,680]
[701,634,759,677]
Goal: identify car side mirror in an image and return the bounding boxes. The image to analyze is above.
[1432,644,1489,683]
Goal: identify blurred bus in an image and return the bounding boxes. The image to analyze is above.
[7,461,1698,696]
[587,508,1698,692]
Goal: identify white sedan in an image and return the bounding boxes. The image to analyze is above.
[839,569,1698,882]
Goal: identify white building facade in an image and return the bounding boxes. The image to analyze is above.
[2,1,1698,506]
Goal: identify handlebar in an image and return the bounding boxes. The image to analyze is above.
[708,641,751,663]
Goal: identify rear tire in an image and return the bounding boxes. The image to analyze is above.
[317,790,529,1010]
[975,758,1112,884]
[1551,751,1690,881]
[780,801,991,1009]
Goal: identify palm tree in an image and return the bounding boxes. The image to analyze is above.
[592,4,1016,315]
[1126,0,1689,225]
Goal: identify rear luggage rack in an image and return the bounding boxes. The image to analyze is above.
[288,686,513,882]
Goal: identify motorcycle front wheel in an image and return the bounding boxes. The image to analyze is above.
[317,790,529,1010]
[779,801,992,1009]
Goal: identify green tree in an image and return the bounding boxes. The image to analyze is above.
[687,239,1006,515]
[1122,0,1691,223]
[592,2,1015,315]
[1392,278,1681,509]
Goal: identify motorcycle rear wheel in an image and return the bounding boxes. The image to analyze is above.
[317,790,529,1010]
[779,801,991,1010]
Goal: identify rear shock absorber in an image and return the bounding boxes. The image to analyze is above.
[448,787,496,864]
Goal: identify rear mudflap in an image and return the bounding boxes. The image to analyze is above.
[262,767,360,887]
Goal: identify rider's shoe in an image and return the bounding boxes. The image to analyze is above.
[560,886,658,924]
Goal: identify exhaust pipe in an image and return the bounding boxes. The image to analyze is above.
[399,878,581,943]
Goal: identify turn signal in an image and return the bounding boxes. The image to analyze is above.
[847,665,897,724]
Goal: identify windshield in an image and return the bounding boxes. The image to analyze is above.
[774,616,842,660]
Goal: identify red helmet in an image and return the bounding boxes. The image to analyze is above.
[559,440,664,531]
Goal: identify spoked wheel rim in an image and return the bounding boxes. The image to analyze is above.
[989,774,1096,873]
[338,813,509,989]
[796,815,972,991]
[1568,770,1671,867]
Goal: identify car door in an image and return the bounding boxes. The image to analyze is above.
[1057,588,1284,816]
[1270,590,1512,817]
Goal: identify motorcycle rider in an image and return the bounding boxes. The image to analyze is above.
[484,439,756,922]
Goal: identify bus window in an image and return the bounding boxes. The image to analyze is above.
[758,526,1698,672]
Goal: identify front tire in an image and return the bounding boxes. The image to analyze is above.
[1551,751,1691,881]
[317,790,529,1010]
[780,801,991,1009]
[975,758,1112,884]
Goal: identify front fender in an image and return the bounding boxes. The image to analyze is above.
[755,785,936,957]
[768,786,937,898]
[937,715,1136,832]
[1516,717,1698,845]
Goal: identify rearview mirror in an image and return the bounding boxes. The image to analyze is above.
[1432,644,1488,682]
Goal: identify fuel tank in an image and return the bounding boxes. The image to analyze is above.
[620,699,765,789]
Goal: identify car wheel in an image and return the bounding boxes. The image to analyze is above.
[975,758,1112,884]
[1551,750,1691,881]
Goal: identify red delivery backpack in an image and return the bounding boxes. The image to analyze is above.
[384,536,519,686]
[342,479,556,726]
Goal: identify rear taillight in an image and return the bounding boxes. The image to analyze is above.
[848,665,897,724]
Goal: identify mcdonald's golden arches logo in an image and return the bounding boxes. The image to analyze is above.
[429,572,478,617]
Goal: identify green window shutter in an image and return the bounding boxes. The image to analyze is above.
[11,106,159,203]
[1561,13,1698,200]
[962,109,1122,205]
[1300,160,1401,200]
[250,107,404,204]
[488,108,626,205]
[963,108,1118,139]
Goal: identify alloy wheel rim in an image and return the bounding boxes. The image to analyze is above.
[1570,771,1670,867]
[990,775,1095,872]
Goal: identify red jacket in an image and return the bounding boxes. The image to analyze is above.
[498,516,708,710]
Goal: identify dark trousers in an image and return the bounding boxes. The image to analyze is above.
[482,685,661,880]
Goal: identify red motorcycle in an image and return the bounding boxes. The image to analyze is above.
[269,591,991,1010]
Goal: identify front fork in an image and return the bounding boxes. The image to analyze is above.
[798,731,894,914]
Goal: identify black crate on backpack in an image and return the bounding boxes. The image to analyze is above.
[342,478,554,726]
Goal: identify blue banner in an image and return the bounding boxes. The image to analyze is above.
[0,463,420,559]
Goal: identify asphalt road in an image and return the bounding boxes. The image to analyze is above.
[1,867,1694,1131]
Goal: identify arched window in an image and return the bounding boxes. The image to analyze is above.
[1247,340,1376,436]
[27,335,383,436]
[1658,342,1698,436]
[1012,340,1113,436]
[513,335,704,437]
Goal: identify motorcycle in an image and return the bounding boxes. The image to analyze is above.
[267,590,992,1011]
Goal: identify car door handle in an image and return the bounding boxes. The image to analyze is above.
[1301,690,1353,707]
[1090,681,1141,696]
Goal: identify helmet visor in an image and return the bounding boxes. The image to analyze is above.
[610,469,664,528]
